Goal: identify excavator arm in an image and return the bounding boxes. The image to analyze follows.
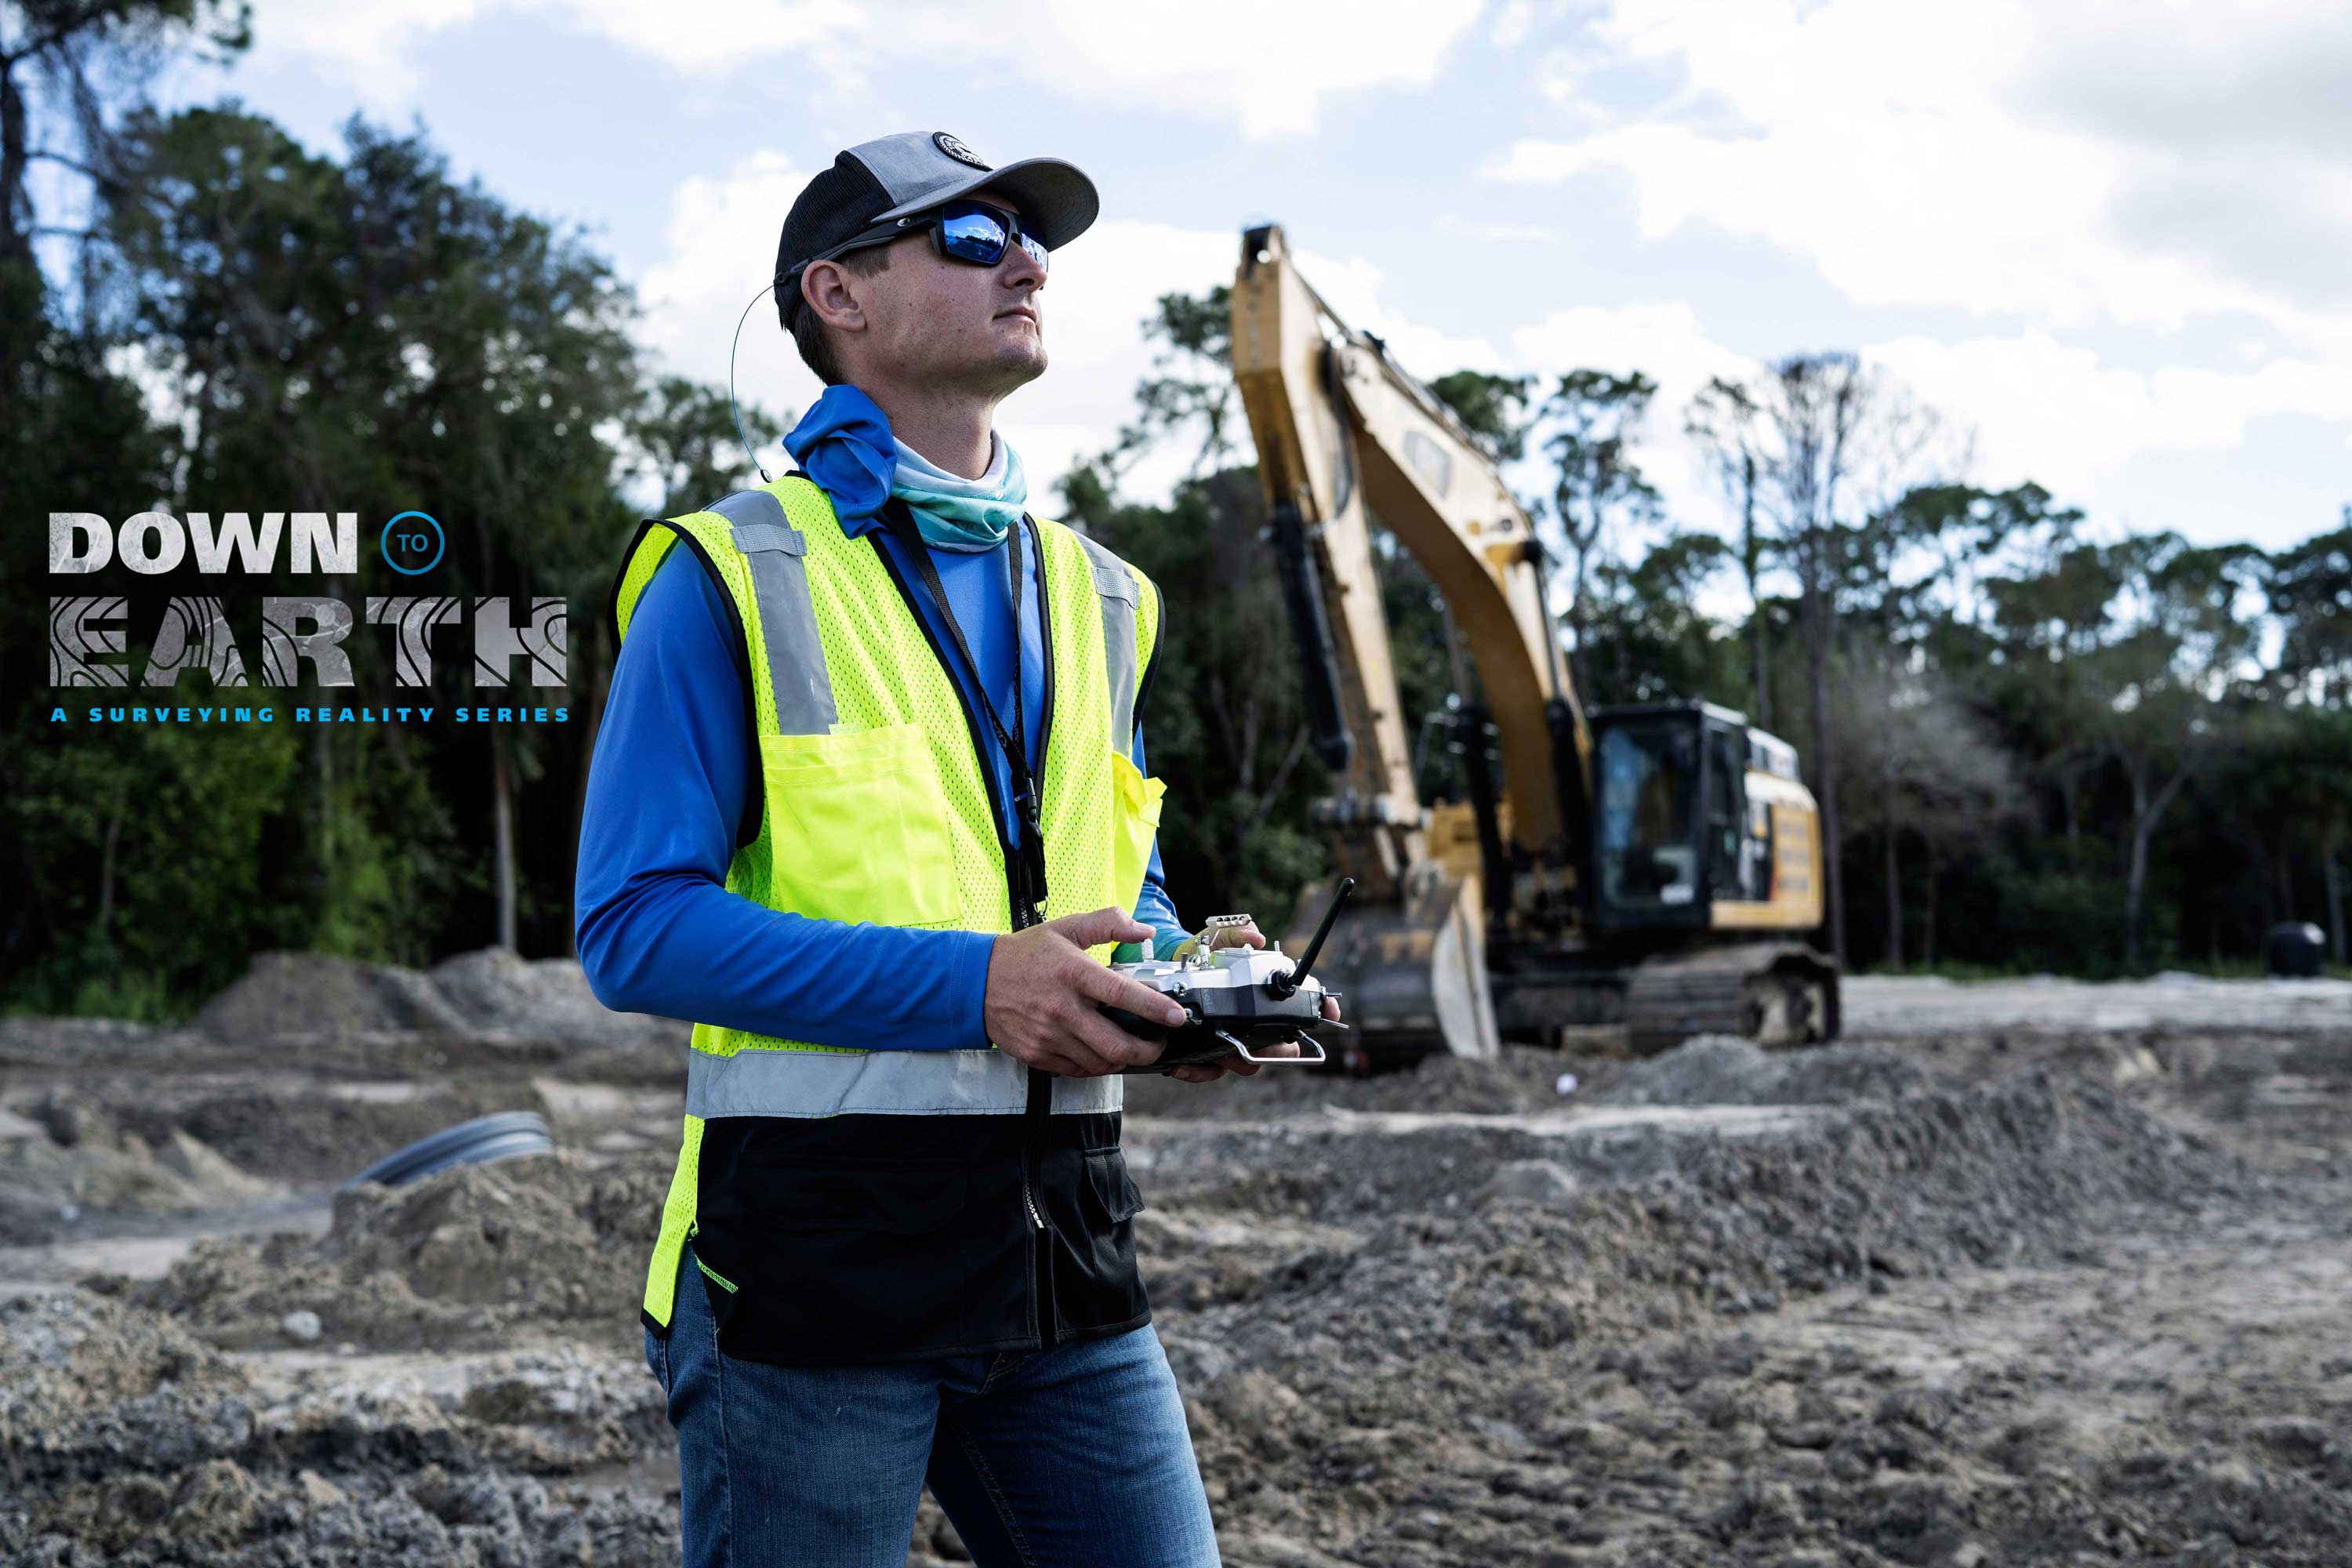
[1231,224,1591,895]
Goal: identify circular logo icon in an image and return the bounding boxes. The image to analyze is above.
[933,132,989,171]
[381,511,445,575]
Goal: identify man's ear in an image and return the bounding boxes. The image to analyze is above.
[802,260,866,334]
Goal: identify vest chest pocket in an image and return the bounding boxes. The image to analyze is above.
[1107,744,1167,918]
[760,722,961,928]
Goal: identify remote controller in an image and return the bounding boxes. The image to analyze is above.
[1098,879,1356,1075]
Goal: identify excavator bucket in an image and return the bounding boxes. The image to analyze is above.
[1279,871,1499,1064]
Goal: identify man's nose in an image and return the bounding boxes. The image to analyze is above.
[1000,241,1046,290]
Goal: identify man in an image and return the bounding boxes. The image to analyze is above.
[574,131,1337,1567]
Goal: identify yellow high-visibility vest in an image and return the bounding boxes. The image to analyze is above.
[608,475,1164,1331]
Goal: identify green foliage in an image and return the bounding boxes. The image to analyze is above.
[10,690,297,1009]
[1063,463,1335,935]
[1426,370,1537,462]
[2,85,647,1014]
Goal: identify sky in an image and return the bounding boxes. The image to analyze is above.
[121,0,2352,558]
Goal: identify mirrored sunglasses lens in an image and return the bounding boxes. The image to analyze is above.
[938,205,1008,263]
[1017,234,1050,272]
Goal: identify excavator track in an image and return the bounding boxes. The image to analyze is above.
[1623,943,1838,1056]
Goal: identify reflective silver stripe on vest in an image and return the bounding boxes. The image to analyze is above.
[1073,532,1141,746]
[686,1047,1123,1117]
[707,489,837,736]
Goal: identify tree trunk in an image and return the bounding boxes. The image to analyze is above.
[1922,834,1939,967]
[0,53,34,441]
[1802,549,1845,966]
[1742,454,1768,726]
[2324,828,2346,968]
[96,792,125,937]
[2122,764,2188,970]
[493,735,517,952]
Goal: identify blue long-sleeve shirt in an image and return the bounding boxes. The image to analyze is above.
[575,514,1184,1050]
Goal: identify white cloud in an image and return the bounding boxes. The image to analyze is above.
[630,144,2350,556]
[1483,0,2352,347]
[1488,0,1537,49]
[1866,333,2352,500]
[251,0,1484,136]
[634,150,821,449]
[1473,0,2352,551]
[1439,213,1558,244]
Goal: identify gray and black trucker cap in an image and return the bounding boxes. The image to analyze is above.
[775,131,1099,328]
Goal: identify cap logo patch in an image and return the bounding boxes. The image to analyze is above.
[933,132,990,170]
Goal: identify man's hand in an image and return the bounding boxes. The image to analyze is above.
[985,907,1191,1076]
[1163,918,1344,1084]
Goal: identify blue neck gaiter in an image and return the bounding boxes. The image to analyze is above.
[780,384,1028,553]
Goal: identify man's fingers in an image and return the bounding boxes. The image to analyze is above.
[1048,905,1156,950]
[1067,1007,1164,1072]
[1321,996,1341,1021]
[1071,960,1188,1026]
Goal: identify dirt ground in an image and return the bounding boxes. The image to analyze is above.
[3,960,2348,1566]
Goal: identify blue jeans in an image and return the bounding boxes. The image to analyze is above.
[643,1233,1221,1566]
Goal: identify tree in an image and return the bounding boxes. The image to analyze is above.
[2062,535,2262,967]
[1094,285,1237,482]
[0,0,250,432]
[1686,376,1772,724]
[2266,511,2352,709]
[1828,651,2021,968]
[1540,368,1661,697]
[40,103,642,971]
[1426,369,1537,462]
[1579,530,1743,708]
[1713,352,1946,967]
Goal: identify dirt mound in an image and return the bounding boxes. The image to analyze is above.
[426,947,662,1045]
[1145,1071,2238,1340]
[1142,1069,2291,1565]
[1598,1034,1929,1108]
[0,1288,677,1566]
[0,1088,278,1245]
[194,951,474,1043]
[121,1148,674,1352]
[187,947,686,1064]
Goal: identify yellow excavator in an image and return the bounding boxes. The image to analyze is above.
[1229,225,1838,1063]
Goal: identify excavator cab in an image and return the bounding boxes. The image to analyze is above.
[1589,702,1762,932]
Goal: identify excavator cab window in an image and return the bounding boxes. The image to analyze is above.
[1594,717,1703,920]
[1704,724,1758,902]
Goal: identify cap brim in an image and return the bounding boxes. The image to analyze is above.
[869,155,1100,250]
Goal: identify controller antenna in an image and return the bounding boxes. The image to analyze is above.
[1267,877,1355,999]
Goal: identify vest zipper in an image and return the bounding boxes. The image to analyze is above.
[868,524,1060,1346]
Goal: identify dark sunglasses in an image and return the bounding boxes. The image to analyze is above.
[784,200,1047,326]
[926,198,1048,272]
[840,198,1048,274]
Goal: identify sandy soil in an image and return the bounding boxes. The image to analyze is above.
[2,953,2347,1566]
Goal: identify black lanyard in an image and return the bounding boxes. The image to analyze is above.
[880,498,1048,918]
